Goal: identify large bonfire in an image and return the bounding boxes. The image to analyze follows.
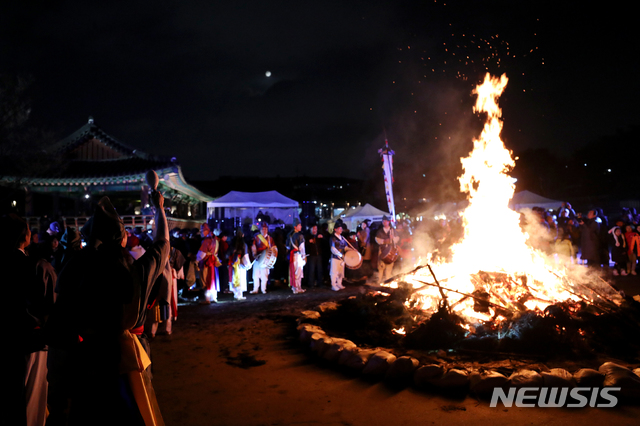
[310,73,640,360]
[308,73,640,378]
[383,73,622,327]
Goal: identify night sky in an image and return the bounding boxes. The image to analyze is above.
[1,1,637,187]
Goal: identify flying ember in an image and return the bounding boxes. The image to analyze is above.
[383,73,622,323]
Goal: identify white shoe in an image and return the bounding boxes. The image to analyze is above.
[632,270,637,275]
[331,287,341,291]
[612,269,619,276]
[621,270,628,276]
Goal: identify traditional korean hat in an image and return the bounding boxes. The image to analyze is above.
[293,218,301,227]
[260,221,269,229]
[90,196,126,243]
[382,215,390,221]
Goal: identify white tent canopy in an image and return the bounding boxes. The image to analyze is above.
[207,190,300,225]
[509,190,562,212]
[415,201,469,220]
[341,203,390,231]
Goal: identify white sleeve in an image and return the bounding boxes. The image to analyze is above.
[240,253,252,270]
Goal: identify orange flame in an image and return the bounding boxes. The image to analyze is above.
[385,73,620,323]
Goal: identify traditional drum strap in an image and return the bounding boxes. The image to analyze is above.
[203,237,219,267]
[258,234,271,248]
[212,239,222,267]
[380,228,396,247]
[342,235,357,251]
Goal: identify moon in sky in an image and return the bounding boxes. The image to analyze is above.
[265,71,272,77]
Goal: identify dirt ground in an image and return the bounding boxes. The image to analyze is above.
[150,276,640,426]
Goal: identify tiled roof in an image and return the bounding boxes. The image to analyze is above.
[50,116,155,160]
[60,157,175,179]
[0,117,214,202]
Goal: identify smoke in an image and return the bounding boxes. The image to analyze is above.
[516,208,618,299]
[363,77,485,209]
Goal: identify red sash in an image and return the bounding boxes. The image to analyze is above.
[289,248,298,287]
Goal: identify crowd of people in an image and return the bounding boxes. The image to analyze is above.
[13,196,419,425]
[425,201,640,276]
[520,203,640,275]
[174,214,414,301]
[14,194,640,425]
[12,191,170,426]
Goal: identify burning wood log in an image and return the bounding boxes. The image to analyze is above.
[381,263,430,285]
[484,286,518,313]
[364,279,514,318]
[558,285,613,314]
[409,279,515,315]
[546,268,619,312]
[427,264,450,314]
[448,295,470,311]
[470,273,520,313]
[576,279,620,310]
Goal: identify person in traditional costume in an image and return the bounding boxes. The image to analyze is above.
[46,189,169,426]
[329,222,352,291]
[145,248,179,337]
[609,226,628,276]
[304,224,324,288]
[287,219,306,294]
[196,223,221,304]
[228,227,251,300]
[358,219,371,254]
[217,231,230,293]
[57,227,83,273]
[251,222,276,294]
[625,224,640,275]
[357,219,373,279]
[3,214,50,426]
[168,245,184,313]
[375,215,399,284]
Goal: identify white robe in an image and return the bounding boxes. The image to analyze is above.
[230,253,251,299]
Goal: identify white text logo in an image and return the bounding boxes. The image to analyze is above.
[489,387,620,408]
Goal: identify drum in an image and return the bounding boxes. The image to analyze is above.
[380,244,399,264]
[257,247,278,269]
[344,250,363,270]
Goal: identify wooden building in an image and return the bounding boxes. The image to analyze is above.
[0,117,213,230]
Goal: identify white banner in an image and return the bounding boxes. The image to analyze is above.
[378,139,396,223]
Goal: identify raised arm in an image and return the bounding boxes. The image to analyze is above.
[151,190,169,243]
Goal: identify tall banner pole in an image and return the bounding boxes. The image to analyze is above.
[378,137,396,224]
